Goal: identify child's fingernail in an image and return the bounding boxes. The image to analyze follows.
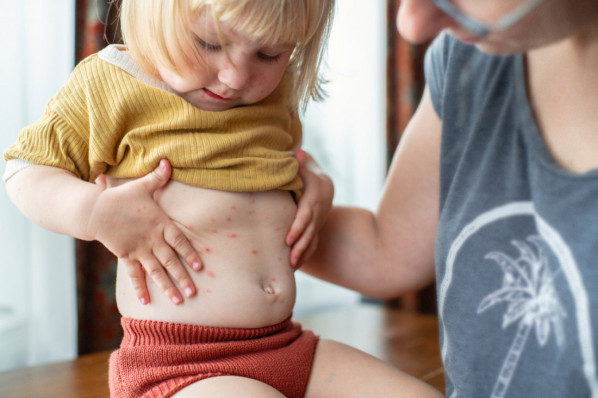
[171,295,182,305]
[185,287,194,297]
[140,297,148,305]
[295,149,307,163]
[193,262,202,271]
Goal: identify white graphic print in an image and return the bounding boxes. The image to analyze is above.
[478,236,566,398]
[439,202,598,398]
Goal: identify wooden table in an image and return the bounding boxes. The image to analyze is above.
[0,304,444,397]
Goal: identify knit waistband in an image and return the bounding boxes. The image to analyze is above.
[120,317,293,347]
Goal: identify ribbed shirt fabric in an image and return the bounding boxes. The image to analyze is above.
[4,45,302,195]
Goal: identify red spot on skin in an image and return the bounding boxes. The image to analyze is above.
[226,232,238,238]
[230,205,237,210]
[251,249,259,255]
[206,289,212,294]
[204,247,213,254]
[277,256,282,262]
[207,270,216,278]
[211,229,218,234]
[274,227,282,231]
[247,210,256,215]
[210,218,216,223]
[271,277,277,282]
[226,216,232,222]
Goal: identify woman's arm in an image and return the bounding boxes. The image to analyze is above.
[5,159,202,305]
[300,87,441,298]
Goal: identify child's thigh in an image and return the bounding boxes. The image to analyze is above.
[305,339,444,398]
[171,376,286,398]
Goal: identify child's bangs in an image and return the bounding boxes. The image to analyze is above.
[212,0,309,46]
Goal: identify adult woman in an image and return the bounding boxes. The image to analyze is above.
[300,0,598,396]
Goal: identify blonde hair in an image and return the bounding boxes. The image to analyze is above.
[119,0,335,109]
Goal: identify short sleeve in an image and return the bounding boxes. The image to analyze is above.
[4,57,95,181]
[3,96,91,180]
[424,32,452,119]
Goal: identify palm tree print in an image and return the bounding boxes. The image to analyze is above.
[477,235,566,398]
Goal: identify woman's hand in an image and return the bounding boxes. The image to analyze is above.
[286,150,334,267]
[87,159,202,305]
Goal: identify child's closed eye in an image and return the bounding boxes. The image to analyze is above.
[195,36,221,51]
[258,52,281,62]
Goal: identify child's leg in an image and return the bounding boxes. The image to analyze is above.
[171,376,286,397]
[305,339,444,397]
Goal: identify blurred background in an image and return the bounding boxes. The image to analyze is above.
[0,0,429,371]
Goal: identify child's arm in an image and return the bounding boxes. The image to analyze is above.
[5,159,202,305]
[286,149,334,267]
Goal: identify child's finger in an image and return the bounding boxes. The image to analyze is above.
[139,159,171,194]
[94,174,109,189]
[122,258,151,305]
[152,242,197,299]
[166,222,203,272]
[286,206,312,246]
[139,255,184,305]
[294,148,307,165]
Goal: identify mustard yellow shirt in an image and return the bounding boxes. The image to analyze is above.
[4,45,302,195]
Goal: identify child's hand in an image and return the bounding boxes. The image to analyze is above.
[87,159,202,305]
[286,150,334,267]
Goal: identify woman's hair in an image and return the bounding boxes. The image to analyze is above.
[119,0,335,109]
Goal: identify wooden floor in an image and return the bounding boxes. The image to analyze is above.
[0,303,444,397]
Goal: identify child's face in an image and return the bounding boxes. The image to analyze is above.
[158,12,295,112]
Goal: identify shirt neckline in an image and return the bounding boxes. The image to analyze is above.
[97,44,176,95]
[514,53,598,180]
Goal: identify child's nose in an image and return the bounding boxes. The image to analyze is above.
[218,57,250,90]
[396,0,455,44]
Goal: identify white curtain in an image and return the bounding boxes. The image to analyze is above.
[0,0,77,371]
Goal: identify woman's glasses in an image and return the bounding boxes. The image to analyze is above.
[431,0,545,37]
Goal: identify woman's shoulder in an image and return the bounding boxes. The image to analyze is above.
[425,33,519,117]
[425,32,496,79]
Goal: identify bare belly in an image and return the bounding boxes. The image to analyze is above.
[115,180,297,328]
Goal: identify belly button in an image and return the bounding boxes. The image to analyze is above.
[262,282,276,294]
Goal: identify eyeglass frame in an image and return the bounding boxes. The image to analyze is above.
[430,0,545,37]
